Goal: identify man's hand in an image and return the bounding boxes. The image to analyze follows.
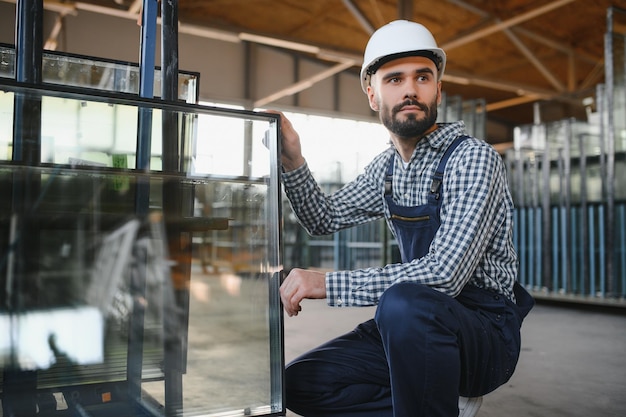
[280,268,327,316]
[265,110,306,171]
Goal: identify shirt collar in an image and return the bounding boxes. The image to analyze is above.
[424,121,467,150]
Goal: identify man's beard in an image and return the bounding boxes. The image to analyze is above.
[379,96,438,140]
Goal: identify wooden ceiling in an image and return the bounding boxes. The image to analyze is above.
[29,0,626,138]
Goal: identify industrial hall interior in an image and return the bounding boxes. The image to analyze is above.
[0,1,624,417]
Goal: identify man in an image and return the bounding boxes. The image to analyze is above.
[275,20,534,417]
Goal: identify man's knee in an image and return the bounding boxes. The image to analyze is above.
[375,283,455,335]
[377,282,444,317]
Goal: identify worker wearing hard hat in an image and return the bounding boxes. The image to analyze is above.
[275,20,534,417]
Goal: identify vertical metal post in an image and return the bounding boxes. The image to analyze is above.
[516,152,527,285]
[553,150,560,291]
[552,206,559,290]
[579,130,589,295]
[13,0,43,164]
[541,141,551,290]
[519,204,527,285]
[136,0,157,174]
[563,120,572,293]
[599,205,606,296]
[10,0,45,309]
[619,204,626,296]
[597,84,607,200]
[5,2,44,416]
[128,0,158,405]
[159,2,188,415]
[266,119,285,414]
[589,205,596,295]
[605,7,616,296]
[572,135,588,290]
[596,82,609,293]
[161,0,179,171]
[572,205,580,293]
[530,154,539,288]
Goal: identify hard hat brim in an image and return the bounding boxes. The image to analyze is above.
[360,48,446,93]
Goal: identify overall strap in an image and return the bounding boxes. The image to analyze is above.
[384,153,394,197]
[429,135,470,201]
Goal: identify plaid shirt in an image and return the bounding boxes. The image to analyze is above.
[282,121,518,307]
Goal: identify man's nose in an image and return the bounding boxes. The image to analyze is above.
[403,82,419,99]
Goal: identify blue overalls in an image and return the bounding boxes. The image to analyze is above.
[284,136,534,417]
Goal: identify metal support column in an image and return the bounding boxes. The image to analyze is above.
[605,7,617,297]
[128,0,158,406]
[160,1,188,416]
[3,2,44,416]
[13,0,43,164]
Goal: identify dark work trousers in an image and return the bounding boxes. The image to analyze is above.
[285,282,532,417]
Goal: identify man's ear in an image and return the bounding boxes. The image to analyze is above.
[436,81,442,105]
[367,86,379,112]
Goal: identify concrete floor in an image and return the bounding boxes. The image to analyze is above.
[283,299,626,417]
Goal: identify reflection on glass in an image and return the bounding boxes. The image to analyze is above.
[0,83,283,417]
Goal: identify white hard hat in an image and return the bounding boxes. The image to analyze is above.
[360,20,446,93]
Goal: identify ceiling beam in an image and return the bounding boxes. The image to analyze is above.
[2,0,74,14]
[341,0,374,34]
[44,11,70,50]
[579,61,605,91]
[443,0,584,109]
[445,0,486,17]
[443,70,555,98]
[503,27,566,92]
[397,0,413,20]
[441,0,578,51]
[486,94,543,112]
[446,0,599,79]
[512,26,599,64]
[128,0,142,15]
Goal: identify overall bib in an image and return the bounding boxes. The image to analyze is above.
[384,136,467,262]
[383,134,533,317]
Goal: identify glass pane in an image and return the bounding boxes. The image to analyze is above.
[0,44,199,103]
[0,83,283,417]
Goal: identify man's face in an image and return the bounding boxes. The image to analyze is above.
[367,56,442,140]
